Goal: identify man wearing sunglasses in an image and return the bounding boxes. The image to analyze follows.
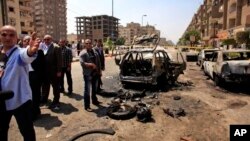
[0,25,40,141]
[79,39,101,111]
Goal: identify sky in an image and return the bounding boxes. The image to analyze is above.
[67,0,202,44]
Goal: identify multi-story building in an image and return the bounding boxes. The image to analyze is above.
[1,0,34,37]
[0,0,7,27]
[19,0,33,35]
[76,15,119,42]
[183,0,250,47]
[33,0,67,41]
[118,22,161,45]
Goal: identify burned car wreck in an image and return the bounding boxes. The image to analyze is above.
[115,34,186,87]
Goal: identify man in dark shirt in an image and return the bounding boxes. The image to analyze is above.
[79,39,101,111]
[59,39,73,95]
[93,39,105,92]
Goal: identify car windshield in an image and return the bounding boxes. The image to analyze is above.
[204,51,216,59]
[223,52,250,61]
[143,52,153,59]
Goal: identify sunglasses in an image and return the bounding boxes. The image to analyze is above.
[1,33,15,37]
[85,42,91,45]
[44,38,50,41]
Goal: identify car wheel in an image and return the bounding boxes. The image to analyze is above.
[214,75,224,87]
[107,104,137,120]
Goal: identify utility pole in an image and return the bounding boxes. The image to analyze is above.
[0,0,8,25]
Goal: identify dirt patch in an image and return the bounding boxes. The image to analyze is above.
[227,100,248,109]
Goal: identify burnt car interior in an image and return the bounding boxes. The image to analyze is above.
[121,51,153,76]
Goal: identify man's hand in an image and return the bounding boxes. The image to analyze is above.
[28,32,41,56]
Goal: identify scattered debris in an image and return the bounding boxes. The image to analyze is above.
[135,103,153,122]
[163,108,186,118]
[173,95,181,100]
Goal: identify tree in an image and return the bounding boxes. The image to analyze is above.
[116,37,125,45]
[184,30,201,46]
[104,37,114,55]
[236,31,250,48]
[222,38,236,49]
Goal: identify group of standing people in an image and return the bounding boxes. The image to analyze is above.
[0,24,106,140]
[0,25,74,141]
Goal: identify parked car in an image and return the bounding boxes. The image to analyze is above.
[203,49,250,86]
[197,48,219,69]
[115,34,186,87]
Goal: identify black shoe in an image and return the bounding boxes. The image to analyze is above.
[49,103,60,110]
[84,107,92,112]
[93,101,102,106]
[67,92,72,95]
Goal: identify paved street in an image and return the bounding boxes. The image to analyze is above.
[9,51,250,141]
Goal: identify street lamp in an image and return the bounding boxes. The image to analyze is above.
[141,14,147,26]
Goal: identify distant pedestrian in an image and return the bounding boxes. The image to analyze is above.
[93,39,105,92]
[0,25,39,141]
[59,39,73,95]
[79,39,102,111]
[77,40,82,56]
[40,35,62,110]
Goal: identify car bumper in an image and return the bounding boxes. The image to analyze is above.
[222,74,250,83]
[120,75,156,85]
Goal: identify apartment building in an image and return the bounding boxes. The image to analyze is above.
[19,0,33,35]
[0,0,7,27]
[76,15,119,42]
[118,22,141,45]
[118,22,161,45]
[1,0,33,37]
[33,0,67,41]
[184,0,250,46]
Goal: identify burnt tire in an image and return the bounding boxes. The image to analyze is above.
[107,104,137,120]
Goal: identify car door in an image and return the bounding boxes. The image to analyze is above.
[206,52,218,79]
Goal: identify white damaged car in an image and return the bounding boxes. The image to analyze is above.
[204,49,250,86]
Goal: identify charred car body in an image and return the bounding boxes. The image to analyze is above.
[204,49,250,86]
[115,34,186,87]
[197,48,219,69]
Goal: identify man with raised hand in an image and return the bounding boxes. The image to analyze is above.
[0,25,40,141]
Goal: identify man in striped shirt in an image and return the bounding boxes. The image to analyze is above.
[59,39,73,95]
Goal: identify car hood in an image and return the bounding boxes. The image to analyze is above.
[226,60,250,74]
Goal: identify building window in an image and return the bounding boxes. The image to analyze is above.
[9,18,16,26]
[21,22,25,26]
[9,7,15,13]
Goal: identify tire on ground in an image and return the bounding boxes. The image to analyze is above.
[107,104,137,120]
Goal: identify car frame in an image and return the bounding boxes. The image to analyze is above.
[203,49,250,86]
[115,34,186,87]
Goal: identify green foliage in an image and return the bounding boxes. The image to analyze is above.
[116,37,125,45]
[184,30,201,44]
[222,38,236,45]
[104,37,114,50]
[236,31,250,44]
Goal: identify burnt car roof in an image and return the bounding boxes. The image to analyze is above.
[129,47,166,52]
[220,49,250,53]
[133,34,160,45]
